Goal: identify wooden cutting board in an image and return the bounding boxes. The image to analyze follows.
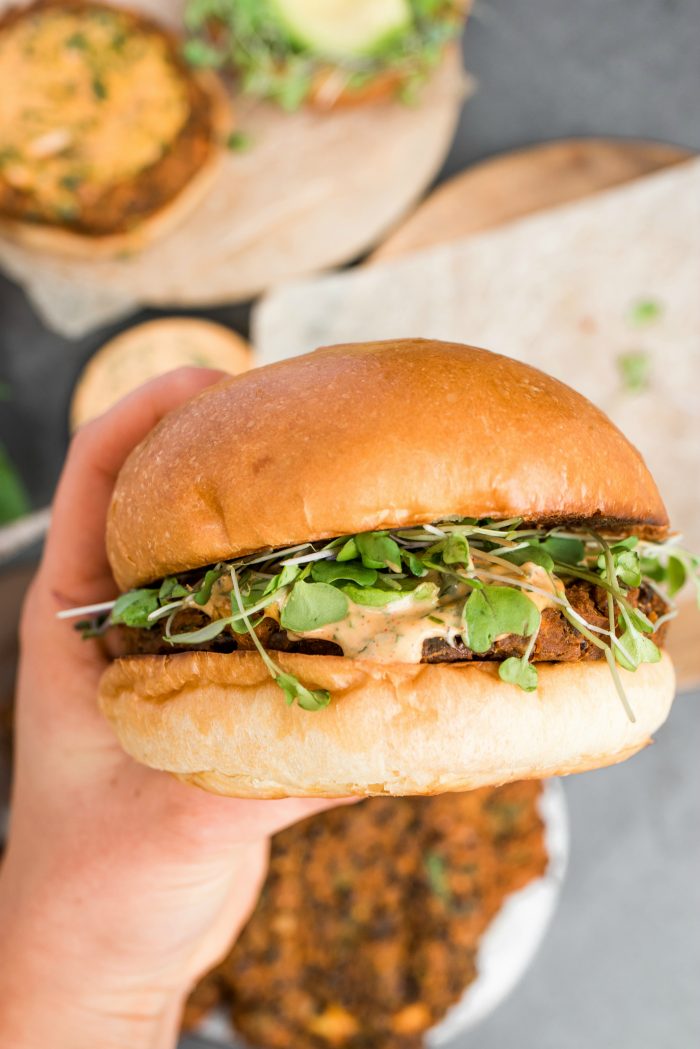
[371,138,690,261]
[371,137,697,692]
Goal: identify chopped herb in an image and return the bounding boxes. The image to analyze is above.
[225,131,252,152]
[628,298,663,326]
[65,31,88,49]
[617,350,651,394]
[424,851,451,904]
[92,76,108,100]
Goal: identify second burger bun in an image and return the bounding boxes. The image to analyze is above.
[99,651,675,798]
[71,318,252,429]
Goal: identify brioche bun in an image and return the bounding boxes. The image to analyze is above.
[107,338,668,591]
[98,650,675,798]
[101,338,675,798]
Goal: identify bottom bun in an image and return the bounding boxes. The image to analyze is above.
[98,650,676,798]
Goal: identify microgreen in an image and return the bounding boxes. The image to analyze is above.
[540,535,585,565]
[614,626,661,672]
[501,543,554,573]
[183,0,464,108]
[311,560,377,586]
[355,532,402,572]
[499,656,538,692]
[111,589,159,628]
[230,567,330,711]
[442,532,471,566]
[279,580,348,632]
[193,566,226,606]
[336,537,359,562]
[63,515,700,718]
[159,577,188,602]
[463,586,541,654]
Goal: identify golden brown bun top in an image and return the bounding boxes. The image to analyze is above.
[107,339,668,589]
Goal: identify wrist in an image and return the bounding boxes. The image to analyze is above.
[0,867,187,1049]
[0,937,185,1049]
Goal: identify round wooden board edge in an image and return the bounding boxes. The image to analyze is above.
[369,137,691,263]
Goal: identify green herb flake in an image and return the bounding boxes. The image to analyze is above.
[617,350,651,394]
[424,851,451,904]
[628,298,663,326]
[92,76,108,101]
[226,131,252,152]
[65,31,88,49]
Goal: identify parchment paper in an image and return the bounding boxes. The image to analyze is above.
[254,159,700,552]
[0,0,468,337]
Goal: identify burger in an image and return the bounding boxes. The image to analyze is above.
[67,339,694,797]
[0,0,230,257]
[183,0,468,109]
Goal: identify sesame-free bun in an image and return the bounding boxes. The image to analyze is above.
[107,338,668,591]
[98,650,675,798]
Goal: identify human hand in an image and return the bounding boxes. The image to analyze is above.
[0,369,351,1049]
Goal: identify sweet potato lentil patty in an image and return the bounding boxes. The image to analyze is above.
[183,782,547,1048]
[0,0,221,235]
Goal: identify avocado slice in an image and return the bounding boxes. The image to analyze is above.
[269,0,412,58]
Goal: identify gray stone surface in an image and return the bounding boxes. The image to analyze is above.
[0,0,697,1045]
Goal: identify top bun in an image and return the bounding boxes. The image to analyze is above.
[107,339,668,590]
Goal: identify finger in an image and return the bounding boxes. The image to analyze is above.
[172,788,361,846]
[41,367,226,608]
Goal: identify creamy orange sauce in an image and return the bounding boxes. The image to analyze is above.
[287,562,563,662]
[288,581,465,663]
[0,8,189,213]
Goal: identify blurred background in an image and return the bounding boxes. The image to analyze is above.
[1,1,698,1047]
